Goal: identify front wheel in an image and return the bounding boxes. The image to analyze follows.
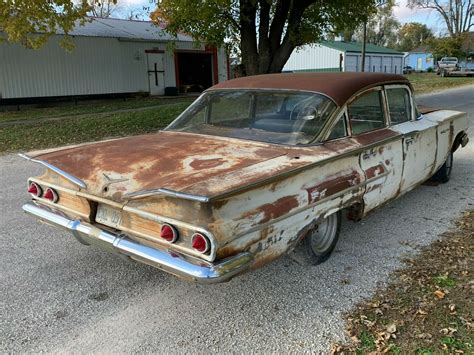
[303,211,342,265]
[432,151,453,183]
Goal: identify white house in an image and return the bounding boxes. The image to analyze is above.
[283,40,404,74]
[0,18,230,101]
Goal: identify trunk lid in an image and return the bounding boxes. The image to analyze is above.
[30,131,297,201]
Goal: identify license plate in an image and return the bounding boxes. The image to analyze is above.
[96,204,122,229]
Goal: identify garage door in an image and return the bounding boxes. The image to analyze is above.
[393,57,403,74]
[370,56,382,72]
[382,57,392,73]
[345,54,359,72]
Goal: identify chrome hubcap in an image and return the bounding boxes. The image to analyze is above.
[309,213,338,254]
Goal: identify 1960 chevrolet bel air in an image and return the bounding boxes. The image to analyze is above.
[21,73,469,283]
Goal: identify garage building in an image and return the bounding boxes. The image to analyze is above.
[0,17,229,101]
[283,40,404,74]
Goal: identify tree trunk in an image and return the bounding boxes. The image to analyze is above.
[239,0,312,76]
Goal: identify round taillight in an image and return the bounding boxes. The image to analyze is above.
[28,182,42,197]
[191,233,210,253]
[43,188,59,203]
[160,224,178,243]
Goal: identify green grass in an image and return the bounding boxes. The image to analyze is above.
[0,96,194,123]
[433,274,456,288]
[357,330,376,352]
[405,72,474,94]
[0,102,190,153]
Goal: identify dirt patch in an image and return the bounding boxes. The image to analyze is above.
[333,210,473,354]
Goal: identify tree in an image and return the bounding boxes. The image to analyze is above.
[0,0,90,49]
[429,35,465,57]
[396,22,434,51]
[408,0,474,36]
[89,0,119,18]
[152,0,377,75]
[354,0,400,48]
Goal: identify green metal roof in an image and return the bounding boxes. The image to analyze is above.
[321,40,403,55]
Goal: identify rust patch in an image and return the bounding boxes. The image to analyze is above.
[365,164,386,179]
[306,171,362,204]
[190,158,227,169]
[241,195,300,226]
[353,128,399,146]
[257,195,300,224]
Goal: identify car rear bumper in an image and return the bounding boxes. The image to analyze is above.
[22,203,253,284]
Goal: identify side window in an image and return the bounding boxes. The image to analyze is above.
[386,88,412,124]
[347,90,385,135]
[327,113,348,140]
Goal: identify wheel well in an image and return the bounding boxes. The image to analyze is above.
[345,202,364,221]
[453,131,466,152]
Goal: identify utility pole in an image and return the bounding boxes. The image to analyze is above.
[361,19,367,72]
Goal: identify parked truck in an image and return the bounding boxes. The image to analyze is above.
[437,57,474,77]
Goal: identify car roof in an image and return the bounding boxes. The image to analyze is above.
[209,72,410,106]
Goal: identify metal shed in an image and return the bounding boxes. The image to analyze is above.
[283,40,404,74]
[0,18,230,100]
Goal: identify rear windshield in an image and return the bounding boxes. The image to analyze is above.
[166,90,337,145]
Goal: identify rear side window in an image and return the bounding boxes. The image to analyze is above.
[347,91,385,135]
[327,113,348,140]
[387,88,412,124]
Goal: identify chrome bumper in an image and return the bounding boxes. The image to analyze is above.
[22,203,253,284]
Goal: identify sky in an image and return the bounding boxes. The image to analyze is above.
[115,0,448,35]
[393,0,446,35]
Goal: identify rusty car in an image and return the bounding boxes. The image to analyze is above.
[21,73,469,283]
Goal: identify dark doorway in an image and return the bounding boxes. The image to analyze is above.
[176,52,213,93]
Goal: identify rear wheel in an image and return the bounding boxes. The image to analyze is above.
[303,211,342,265]
[432,150,453,183]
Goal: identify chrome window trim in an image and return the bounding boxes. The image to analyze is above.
[320,107,349,141]
[345,86,388,137]
[383,84,416,125]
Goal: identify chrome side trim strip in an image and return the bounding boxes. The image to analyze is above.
[22,203,253,284]
[124,188,210,202]
[19,154,87,189]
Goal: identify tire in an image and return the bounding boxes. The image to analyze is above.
[432,150,453,183]
[302,211,342,265]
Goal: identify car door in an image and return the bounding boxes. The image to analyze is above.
[345,88,404,214]
[386,85,437,193]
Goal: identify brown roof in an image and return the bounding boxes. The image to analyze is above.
[209,72,410,106]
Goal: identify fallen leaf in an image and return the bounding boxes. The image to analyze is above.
[434,290,445,299]
[387,323,397,333]
[416,333,433,340]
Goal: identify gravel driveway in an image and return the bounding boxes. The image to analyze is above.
[1,86,473,353]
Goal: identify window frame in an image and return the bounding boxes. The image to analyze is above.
[321,108,349,142]
[383,84,416,125]
[345,86,389,137]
